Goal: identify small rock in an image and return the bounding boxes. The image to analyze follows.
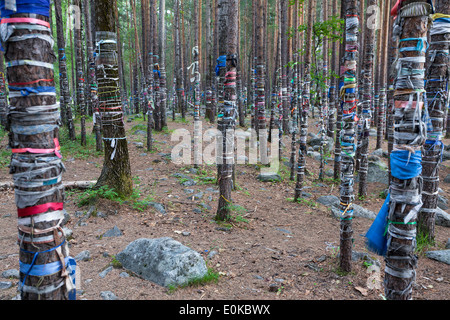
[257,173,282,182]
[75,250,91,262]
[1,269,19,279]
[425,250,450,265]
[99,266,113,278]
[207,250,218,259]
[269,283,280,292]
[0,281,13,290]
[119,272,130,278]
[444,174,450,184]
[183,189,194,194]
[317,195,339,207]
[103,226,123,238]
[100,291,119,300]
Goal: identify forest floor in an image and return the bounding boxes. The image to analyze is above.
[0,112,449,302]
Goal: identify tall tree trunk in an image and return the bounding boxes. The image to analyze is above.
[159,0,167,129]
[84,0,102,152]
[280,0,290,135]
[338,0,360,273]
[216,0,239,221]
[255,0,267,152]
[294,0,315,201]
[319,0,329,181]
[358,0,378,197]
[4,0,73,300]
[93,0,133,199]
[174,0,185,120]
[419,0,450,242]
[0,51,7,129]
[205,0,213,122]
[54,0,76,141]
[74,0,86,146]
[384,0,431,300]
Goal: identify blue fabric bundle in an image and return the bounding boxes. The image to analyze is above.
[215,55,226,76]
[0,0,50,17]
[390,150,422,180]
[365,193,390,256]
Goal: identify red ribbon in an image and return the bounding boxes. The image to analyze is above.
[18,202,64,218]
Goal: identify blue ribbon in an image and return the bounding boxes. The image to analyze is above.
[9,86,56,96]
[390,150,422,180]
[215,55,226,76]
[0,0,50,18]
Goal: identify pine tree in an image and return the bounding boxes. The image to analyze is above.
[384,0,431,300]
[4,0,72,300]
[92,0,133,198]
[216,0,239,221]
[419,0,450,242]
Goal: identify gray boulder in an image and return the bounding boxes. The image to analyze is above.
[257,173,282,182]
[436,207,450,228]
[317,195,339,207]
[425,250,450,265]
[331,203,377,220]
[356,160,389,185]
[116,237,208,288]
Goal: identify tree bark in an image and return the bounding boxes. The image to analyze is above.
[55,0,76,141]
[294,0,315,201]
[93,0,133,199]
[338,0,360,273]
[4,0,71,300]
[384,0,431,300]
[419,0,450,242]
[358,0,378,198]
[216,0,239,221]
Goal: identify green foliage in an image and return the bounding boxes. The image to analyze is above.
[167,267,220,294]
[77,185,121,206]
[59,126,102,160]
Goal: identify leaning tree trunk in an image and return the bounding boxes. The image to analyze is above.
[3,0,75,300]
[338,0,359,273]
[55,0,75,141]
[92,0,133,199]
[294,0,315,202]
[358,0,378,198]
[419,1,450,242]
[384,0,431,300]
[216,0,239,221]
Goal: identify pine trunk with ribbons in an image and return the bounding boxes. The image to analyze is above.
[74,0,86,146]
[216,0,238,221]
[419,2,450,242]
[339,0,359,273]
[2,0,75,300]
[385,0,431,300]
[358,0,378,198]
[92,0,133,199]
[54,0,75,141]
[294,0,315,202]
